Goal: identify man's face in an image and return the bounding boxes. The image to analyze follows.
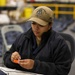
[31,21,52,38]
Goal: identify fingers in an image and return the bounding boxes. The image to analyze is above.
[19,60,29,69]
[18,59,34,69]
[11,51,21,63]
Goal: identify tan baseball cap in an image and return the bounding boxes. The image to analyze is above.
[28,6,54,26]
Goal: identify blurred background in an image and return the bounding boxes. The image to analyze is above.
[0,0,75,75]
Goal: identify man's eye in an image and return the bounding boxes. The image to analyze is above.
[31,22,37,24]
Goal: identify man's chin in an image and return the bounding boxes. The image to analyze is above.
[34,34,40,37]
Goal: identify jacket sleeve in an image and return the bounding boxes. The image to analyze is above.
[32,39,72,75]
[3,34,23,69]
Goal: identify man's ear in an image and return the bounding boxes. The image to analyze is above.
[48,23,52,29]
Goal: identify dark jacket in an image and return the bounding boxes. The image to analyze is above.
[3,28,72,75]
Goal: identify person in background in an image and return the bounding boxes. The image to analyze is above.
[3,6,72,75]
[8,0,34,23]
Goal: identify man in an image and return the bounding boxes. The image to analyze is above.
[3,6,72,75]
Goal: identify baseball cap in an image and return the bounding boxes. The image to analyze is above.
[28,6,54,26]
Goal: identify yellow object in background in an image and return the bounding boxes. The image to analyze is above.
[0,0,6,6]
[23,7,33,19]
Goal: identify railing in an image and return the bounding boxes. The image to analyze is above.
[30,3,75,19]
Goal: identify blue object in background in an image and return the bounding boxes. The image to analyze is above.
[20,21,31,32]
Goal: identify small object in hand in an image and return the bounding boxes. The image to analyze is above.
[13,60,18,64]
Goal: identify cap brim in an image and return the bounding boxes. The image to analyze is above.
[28,17,48,26]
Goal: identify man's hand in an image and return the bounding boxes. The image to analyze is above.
[18,59,34,69]
[11,51,21,63]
